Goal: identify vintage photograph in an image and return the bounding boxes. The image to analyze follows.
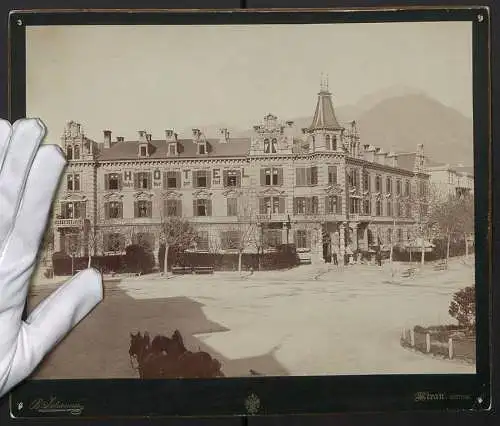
[25,21,476,380]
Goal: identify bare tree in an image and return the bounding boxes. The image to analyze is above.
[222,192,259,274]
[159,215,198,276]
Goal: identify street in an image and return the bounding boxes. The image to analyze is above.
[28,257,475,379]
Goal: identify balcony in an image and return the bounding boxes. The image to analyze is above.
[256,213,286,223]
[54,218,84,228]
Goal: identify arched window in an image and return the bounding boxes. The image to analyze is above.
[264,138,270,153]
[325,135,331,149]
[332,135,337,150]
[74,145,80,159]
[271,138,277,153]
[66,145,73,160]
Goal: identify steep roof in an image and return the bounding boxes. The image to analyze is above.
[309,89,343,131]
[98,138,251,161]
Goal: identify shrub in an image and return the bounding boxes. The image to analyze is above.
[125,244,155,274]
[449,286,475,329]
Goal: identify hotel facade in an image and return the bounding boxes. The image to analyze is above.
[52,85,430,265]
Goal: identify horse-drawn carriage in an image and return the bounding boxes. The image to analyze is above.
[129,330,224,379]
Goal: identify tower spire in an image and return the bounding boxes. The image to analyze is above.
[309,77,342,131]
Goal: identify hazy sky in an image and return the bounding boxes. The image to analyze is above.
[26,21,472,143]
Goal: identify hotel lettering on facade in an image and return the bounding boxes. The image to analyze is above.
[53,85,430,265]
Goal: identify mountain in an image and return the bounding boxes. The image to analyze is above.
[356,94,473,166]
[180,87,473,167]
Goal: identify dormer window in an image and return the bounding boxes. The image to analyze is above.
[168,143,177,156]
[197,142,208,155]
[139,144,148,157]
[74,145,80,159]
[67,145,73,160]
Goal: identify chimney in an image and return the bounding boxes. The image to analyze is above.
[375,148,388,165]
[138,130,147,143]
[192,128,201,142]
[116,136,124,142]
[363,145,376,162]
[146,133,152,142]
[103,130,112,149]
[253,125,260,132]
[165,129,177,142]
[219,128,229,143]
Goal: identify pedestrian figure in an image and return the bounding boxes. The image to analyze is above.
[376,249,382,266]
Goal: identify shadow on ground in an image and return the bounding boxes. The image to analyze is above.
[27,280,288,379]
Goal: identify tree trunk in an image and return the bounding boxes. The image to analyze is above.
[163,244,170,276]
[464,233,469,257]
[446,230,451,264]
[238,249,243,274]
[420,232,425,265]
[87,255,92,269]
[71,255,74,276]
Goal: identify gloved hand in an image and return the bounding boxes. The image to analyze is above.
[0,118,103,398]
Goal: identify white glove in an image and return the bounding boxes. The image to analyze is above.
[0,118,103,398]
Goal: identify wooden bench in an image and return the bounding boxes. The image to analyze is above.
[433,261,448,271]
[194,266,214,275]
[171,266,193,275]
[401,267,417,278]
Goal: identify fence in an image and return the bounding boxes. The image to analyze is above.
[400,327,475,363]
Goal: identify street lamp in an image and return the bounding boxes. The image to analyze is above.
[284,214,292,245]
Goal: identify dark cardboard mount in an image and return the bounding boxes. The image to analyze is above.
[7,7,492,419]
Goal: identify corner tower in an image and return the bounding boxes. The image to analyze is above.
[306,75,344,153]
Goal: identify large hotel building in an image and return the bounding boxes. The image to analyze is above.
[52,84,430,265]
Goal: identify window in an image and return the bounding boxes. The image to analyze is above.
[294,197,306,214]
[311,196,319,214]
[165,199,181,217]
[66,146,73,160]
[259,197,284,215]
[376,200,382,216]
[67,174,80,191]
[349,198,361,214]
[224,170,240,187]
[271,138,278,153]
[135,172,151,190]
[169,143,177,155]
[61,202,85,219]
[388,228,393,244]
[165,171,178,189]
[194,170,210,188]
[296,167,318,186]
[262,168,282,186]
[264,139,270,153]
[74,145,80,160]
[386,177,392,194]
[221,230,241,250]
[295,230,308,249]
[227,198,238,216]
[405,180,411,196]
[135,200,152,218]
[325,196,341,214]
[198,143,206,155]
[106,173,120,190]
[325,135,331,149]
[396,180,402,196]
[419,181,427,197]
[396,201,402,217]
[197,231,209,251]
[194,199,211,217]
[387,200,393,217]
[105,201,122,219]
[397,229,403,243]
[363,171,370,192]
[331,135,337,150]
[375,176,382,193]
[139,145,148,157]
[105,233,123,252]
[134,233,154,250]
[363,199,371,215]
[328,166,337,185]
[264,229,282,248]
[348,169,360,189]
